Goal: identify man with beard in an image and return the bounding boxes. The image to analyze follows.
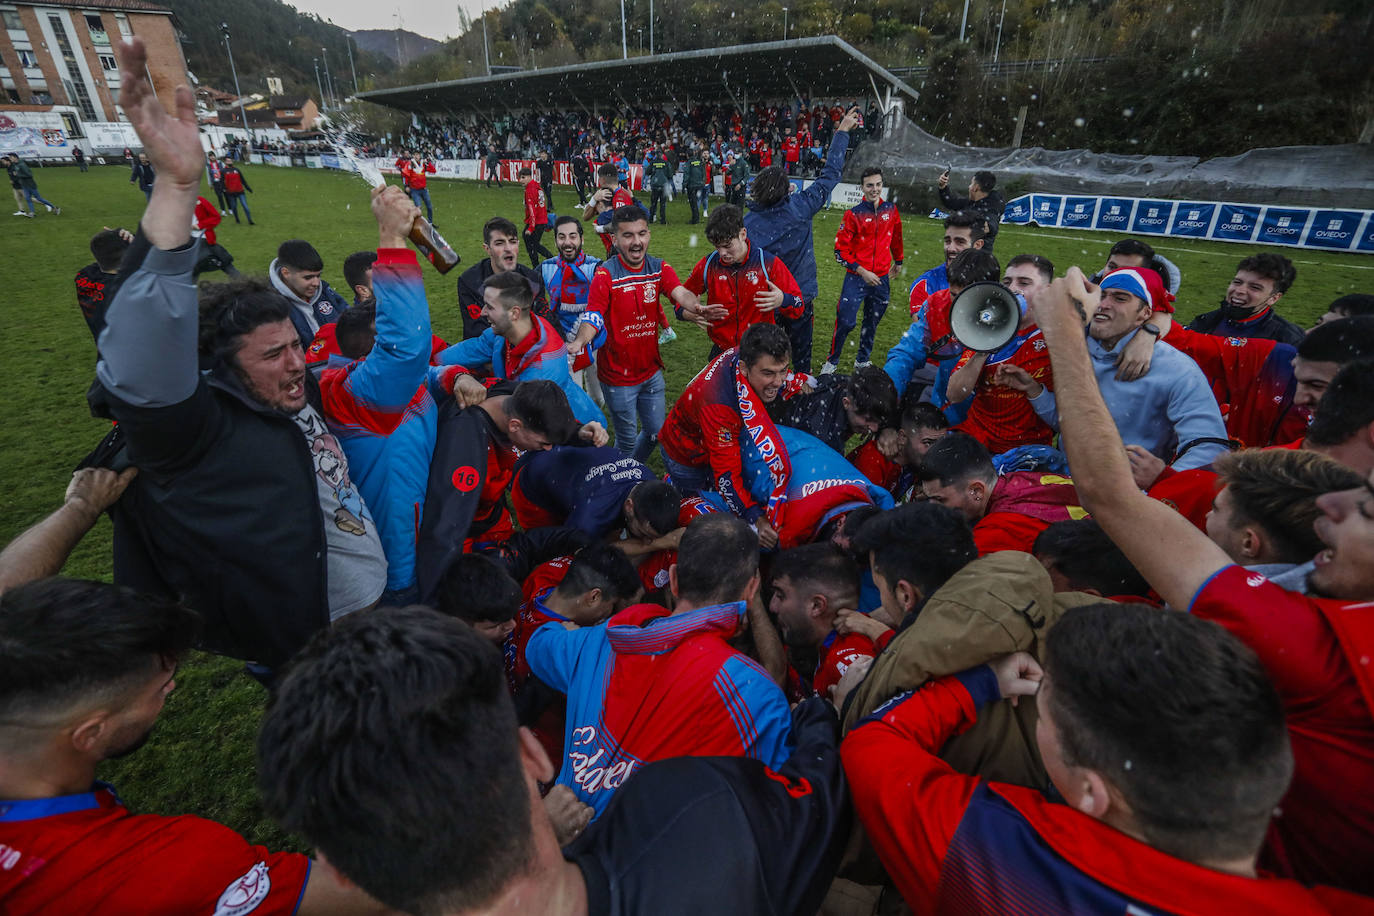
[541,216,605,405]
[0,579,386,915]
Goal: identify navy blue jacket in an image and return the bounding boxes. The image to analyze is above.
[744,129,850,300]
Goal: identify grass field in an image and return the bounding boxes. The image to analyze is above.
[1,163,1370,850]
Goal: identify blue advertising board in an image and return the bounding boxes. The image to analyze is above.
[1256,208,1309,247]
[1212,204,1260,243]
[1130,200,1174,235]
[1060,196,1098,229]
[1358,214,1374,254]
[1305,210,1364,251]
[1169,203,1217,238]
[1093,198,1135,233]
[1029,194,1063,226]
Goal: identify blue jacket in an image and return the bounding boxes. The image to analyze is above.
[744,129,851,300]
[319,250,438,592]
[432,314,604,425]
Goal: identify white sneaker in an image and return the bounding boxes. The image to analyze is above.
[854,360,873,369]
[44,204,53,212]
[22,212,34,218]
[819,361,838,375]
[658,326,678,344]
[11,211,24,216]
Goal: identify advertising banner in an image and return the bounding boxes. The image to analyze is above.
[1093,198,1136,233]
[0,112,67,158]
[1256,208,1309,247]
[1168,203,1217,238]
[1060,196,1098,230]
[1305,210,1365,251]
[1212,204,1260,242]
[1130,200,1175,235]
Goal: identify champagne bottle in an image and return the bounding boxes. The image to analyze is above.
[346,151,460,274]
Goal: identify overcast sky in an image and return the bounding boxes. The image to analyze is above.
[291,0,483,42]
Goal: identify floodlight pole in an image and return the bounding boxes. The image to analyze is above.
[346,34,359,95]
[620,0,627,59]
[314,59,327,113]
[482,7,492,75]
[322,48,337,109]
[649,0,653,55]
[958,0,970,41]
[782,7,788,39]
[221,24,253,151]
[993,0,1008,63]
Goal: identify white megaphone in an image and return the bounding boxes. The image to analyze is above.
[949,281,1023,352]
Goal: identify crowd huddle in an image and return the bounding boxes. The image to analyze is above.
[5,36,1374,916]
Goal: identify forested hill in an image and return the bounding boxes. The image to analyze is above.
[167,0,395,100]
[373,0,1372,158]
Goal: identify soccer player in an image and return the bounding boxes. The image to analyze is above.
[524,514,794,819]
[1031,266,1374,895]
[822,167,903,373]
[573,206,703,462]
[267,239,351,349]
[770,542,877,698]
[919,432,1085,555]
[510,444,681,539]
[1188,252,1303,345]
[682,204,804,357]
[434,552,523,645]
[520,166,554,267]
[772,364,899,454]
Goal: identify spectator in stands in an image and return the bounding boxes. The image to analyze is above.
[5,153,60,217]
[456,216,547,340]
[269,239,351,349]
[511,444,680,540]
[1031,265,1374,895]
[434,552,523,645]
[91,62,386,673]
[844,602,1372,913]
[520,166,554,267]
[1306,358,1374,474]
[769,542,874,698]
[1188,252,1303,345]
[578,205,701,462]
[0,578,385,914]
[74,227,132,345]
[1023,266,1230,472]
[1313,293,1374,328]
[919,431,1084,555]
[434,270,603,424]
[745,106,861,373]
[1031,519,1151,600]
[823,166,904,374]
[257,603,845,916]
[525,514,794,819]
[938,168,1003,251]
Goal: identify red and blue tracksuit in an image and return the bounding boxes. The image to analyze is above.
[884,286,973,424]
[320,249,438,594]
[526,600,794,819]
[908,261,948,316]
[540,251,606,372]
[843,667,1372,915]
[430,313,603,424]
[681,241,805,353]
[829,197,903,365]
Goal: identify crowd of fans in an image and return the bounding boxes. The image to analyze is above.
[5,35,1374,916]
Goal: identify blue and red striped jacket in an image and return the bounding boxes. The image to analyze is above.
[320,249,438,593]
[526,600,794,819]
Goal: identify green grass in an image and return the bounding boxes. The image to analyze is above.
[1,163,1369,849]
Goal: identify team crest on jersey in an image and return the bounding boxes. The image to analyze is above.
[642,283,656,303]
[1033,339,1047,351]
[317,302,335,316]
[214,863,271,916]
[1225,337,1245,347]
[746,271,758,284]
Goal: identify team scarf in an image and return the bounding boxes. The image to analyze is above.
[733,353,792,531]
[985,471,1087,524]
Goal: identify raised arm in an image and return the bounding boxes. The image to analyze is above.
[1030,270,1231,609]
[0,468,137,592]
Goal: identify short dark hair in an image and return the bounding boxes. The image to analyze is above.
[750,165,789,208]
[628,479,682,537]
[596,163,619,181]
[900,398,949,433]
[943,210,987,242]
[1032,520,1149,597]
[517,166,531,178]
[675,514,759,605]
[508,379,579,442]
[1327,293,1374,319]
[483,216,520,244]
[705,204,746,246]
[1235,252,1295,295]
[1213,448,1362,564]
[481,269,537,313]
[739,321,790,367]
[947,248,1001,290]
[435,554,522,624]
[917,431,996,486]
[90,228,130,272]
[972,169,996,191]
[0,579,198,726]
[1044,604,1292,863]
[845,366,899,427]
[860,166,883,181]
[553,215,582,235]
[1109,238,1155,263]
[1306,357,1374,448]
[342,250,378,294]
[556,544,640,604]
[257,606,534,914]
[851,503,977,600]
[610,205,647,231]
[771,542,860,601]
[276,239,324,272]
[334,302,377,360]
[197,276,293,367]
[1007,253,1054,285]
[1296,316,1374,365]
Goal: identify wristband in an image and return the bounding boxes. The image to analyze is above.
[1142,322,1162,338]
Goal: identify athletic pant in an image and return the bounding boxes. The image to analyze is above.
[827,273,889,366]
[779,297,816,374]
[210,182,229,212]
[523,226,553,266]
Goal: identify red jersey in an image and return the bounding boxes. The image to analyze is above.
[222,169,246,193]
[842,671,1373,915]
[682,241,805,352]
[953,328,1055,455]
[193,196,221,246]
[587,254,678,386]
[1148,466,1220,531]
[834,198,904,275]
[524,179,548,231]
[974,471,1085,555]
[758,146,773,168]
[1191,566,1374,894]
[399,158,435,190]
[847,438,903,492]
[0,785,310,915]
[594,188,637,254]
[814,631,877,698]
[782,135,801,163]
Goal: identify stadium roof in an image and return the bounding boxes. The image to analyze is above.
[355,36,918,116]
